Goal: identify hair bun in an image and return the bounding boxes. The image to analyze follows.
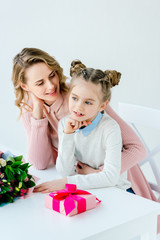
[70,59,86,77]
[104,70,121,87]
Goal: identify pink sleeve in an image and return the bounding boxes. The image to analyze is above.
[105,105,147,173]
[21,112,56,170]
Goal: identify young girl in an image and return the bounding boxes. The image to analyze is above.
[34,60,131,191]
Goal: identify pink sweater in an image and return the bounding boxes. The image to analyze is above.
[22,92,159,232]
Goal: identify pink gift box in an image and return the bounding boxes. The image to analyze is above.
[45,184,101,216]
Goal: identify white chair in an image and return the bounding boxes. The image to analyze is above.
[118,102,160,202]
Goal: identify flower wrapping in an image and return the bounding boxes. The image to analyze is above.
[0,150,36,205]
[45,184,101,216]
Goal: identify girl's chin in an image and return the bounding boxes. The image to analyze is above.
[70,115,88,122]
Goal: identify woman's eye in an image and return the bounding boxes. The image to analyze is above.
[49,72,55,78]
[85,101,92,105]
[37,81,43,86]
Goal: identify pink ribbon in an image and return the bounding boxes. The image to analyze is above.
[49,184,95,215]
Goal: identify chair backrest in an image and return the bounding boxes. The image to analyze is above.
[118,102,160,201]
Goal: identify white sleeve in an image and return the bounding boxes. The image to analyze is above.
[56,119,77,177]
[67,123,122,189]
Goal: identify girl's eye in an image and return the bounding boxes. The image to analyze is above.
[85,101,92,105]
[72,97,78,101]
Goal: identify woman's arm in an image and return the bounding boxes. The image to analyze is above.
[22,111,56,170]
[105,105,147,173]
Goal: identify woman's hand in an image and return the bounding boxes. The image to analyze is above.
[64,117,91,134]
[33,178,67,193]
[30,92,44,119]
[76,161,101,175]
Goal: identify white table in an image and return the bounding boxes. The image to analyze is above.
[0,165,160,240]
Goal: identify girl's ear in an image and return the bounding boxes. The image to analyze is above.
[99,100,109,112]
[20,82,29,91]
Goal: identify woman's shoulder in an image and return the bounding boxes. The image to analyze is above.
[58,114,70,127]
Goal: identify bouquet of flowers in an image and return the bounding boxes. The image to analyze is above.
[0,153,36,205]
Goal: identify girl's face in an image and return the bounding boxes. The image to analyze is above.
[69,78,107,122]
[21,62,60,105]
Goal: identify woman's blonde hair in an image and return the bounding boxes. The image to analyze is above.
[70,60,121,102]
[12,48,69,116]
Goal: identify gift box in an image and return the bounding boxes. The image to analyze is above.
[45,184,101,216]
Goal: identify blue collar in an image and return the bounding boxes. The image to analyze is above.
[75,112,103,136]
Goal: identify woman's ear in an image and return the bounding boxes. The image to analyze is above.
[20,82,29,91]
[99,100,109,112]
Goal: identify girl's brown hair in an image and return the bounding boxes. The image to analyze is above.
[12,48,69,116]
[70,60,121,102]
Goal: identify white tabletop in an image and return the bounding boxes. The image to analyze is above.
[1,165,160,240]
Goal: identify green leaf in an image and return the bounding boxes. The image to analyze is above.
[14,168,21,175]
[6,156,15,163]
[11,161,22,168]
[27,174,32,180]
[22,182,27,189]
[19,163,30,171]
[4,166,14,180]
[9,167,15,174]
[25,180,36,188]
[14,155,23,162]
[21,171,27,181]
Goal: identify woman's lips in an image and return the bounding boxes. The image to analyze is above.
[73,111,85,117]
[46,89,57,96]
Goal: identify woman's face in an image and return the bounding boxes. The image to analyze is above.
[22,62,60,105]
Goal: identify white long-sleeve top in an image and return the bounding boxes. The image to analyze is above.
[56,112,131,190]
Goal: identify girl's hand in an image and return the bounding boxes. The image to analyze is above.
[64,118,91,134]
[76,161,101,175]
[30,92,44,119]
[33,178,67,193]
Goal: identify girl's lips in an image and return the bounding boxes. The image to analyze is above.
[73,111,85,117]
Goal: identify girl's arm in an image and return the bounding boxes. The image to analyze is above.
[105,105,146,173]
[34,119,122,192]
[56,118,77,176]
[22,111,56,170]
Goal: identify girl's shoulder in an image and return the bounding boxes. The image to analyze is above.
[101,112,121,132]
[99,113,122,143]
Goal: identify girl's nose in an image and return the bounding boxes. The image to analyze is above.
[76,101,83,111]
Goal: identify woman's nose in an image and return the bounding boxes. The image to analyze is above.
[46,79,54,89]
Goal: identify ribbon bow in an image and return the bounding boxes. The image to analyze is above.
[49,184,92,215]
